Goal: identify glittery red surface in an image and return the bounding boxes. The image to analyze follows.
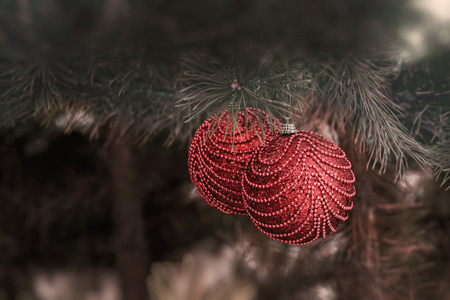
[242,131,356,245]
[188,108,278,215]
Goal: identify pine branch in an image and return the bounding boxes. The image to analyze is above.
[317,51,431,180]
[177,53,313,140]
[0,53,72,126]
[0,37,190,145]
[38,82,193,146]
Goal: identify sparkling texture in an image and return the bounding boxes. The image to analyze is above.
[242,131,356,245]
[189,108,278,215]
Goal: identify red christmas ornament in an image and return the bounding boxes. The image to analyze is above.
[242,130,356,245]
[189,108,278,215]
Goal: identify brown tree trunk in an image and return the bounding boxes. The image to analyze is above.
[337,127,386,300]
[108,139,149,300]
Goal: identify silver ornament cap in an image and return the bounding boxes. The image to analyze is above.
[280,123,298,135]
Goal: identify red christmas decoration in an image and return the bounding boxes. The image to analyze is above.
[189,108,278,215]
[242,130,356,245]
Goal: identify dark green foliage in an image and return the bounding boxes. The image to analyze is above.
[315,49,431,179]
[0,0,447,179]
[391,51,450,186]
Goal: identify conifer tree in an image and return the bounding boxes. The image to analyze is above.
[0,1,449,299]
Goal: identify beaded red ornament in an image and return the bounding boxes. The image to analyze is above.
[242,130,356,245]
[189,108,278,215]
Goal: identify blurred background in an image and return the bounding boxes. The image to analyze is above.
[0,0,449,299]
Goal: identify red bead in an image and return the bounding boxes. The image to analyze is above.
[189,108,279,215]
[242,131,356,245]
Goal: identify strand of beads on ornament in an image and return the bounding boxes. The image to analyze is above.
[241,123,356,245]
[188,106,280,215]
